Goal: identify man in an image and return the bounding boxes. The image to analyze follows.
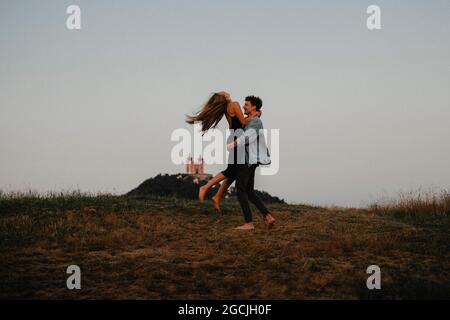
[227,96,276,230]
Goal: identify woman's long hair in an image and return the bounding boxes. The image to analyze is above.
[186,93,228,133]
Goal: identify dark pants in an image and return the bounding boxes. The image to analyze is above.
[236,164,270,223]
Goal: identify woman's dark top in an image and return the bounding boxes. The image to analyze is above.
[229,115,242,131]
[221,115,242,180]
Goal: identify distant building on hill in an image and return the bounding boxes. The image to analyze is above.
[185,155,212,182]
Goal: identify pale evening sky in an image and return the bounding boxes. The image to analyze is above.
[1,0,449,207]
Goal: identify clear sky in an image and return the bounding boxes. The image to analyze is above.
[1,0,449,207]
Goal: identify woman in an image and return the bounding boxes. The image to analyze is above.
[186,91,259,211]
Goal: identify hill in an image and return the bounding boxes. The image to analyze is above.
[0,191,449,299]
[126,173,285,204]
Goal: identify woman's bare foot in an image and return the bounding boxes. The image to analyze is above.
[211,195,221,212]
[198,186,207,203]
[265,214,275,228]
[235,222,255,230]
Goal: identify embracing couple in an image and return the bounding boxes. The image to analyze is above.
[186,91,276,230]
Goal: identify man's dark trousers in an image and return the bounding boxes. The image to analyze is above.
[236,164,270,223]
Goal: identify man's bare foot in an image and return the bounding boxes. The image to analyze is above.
[235,222,255,230]
[211,195,221,212]
[215,215,225,224]
[198,186,207,203]
[265,214,275,229]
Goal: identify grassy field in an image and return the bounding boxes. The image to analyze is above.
[0,191,449,299]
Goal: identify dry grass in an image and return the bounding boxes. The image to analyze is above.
[0,191,449,299]
[369,189,450,217]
